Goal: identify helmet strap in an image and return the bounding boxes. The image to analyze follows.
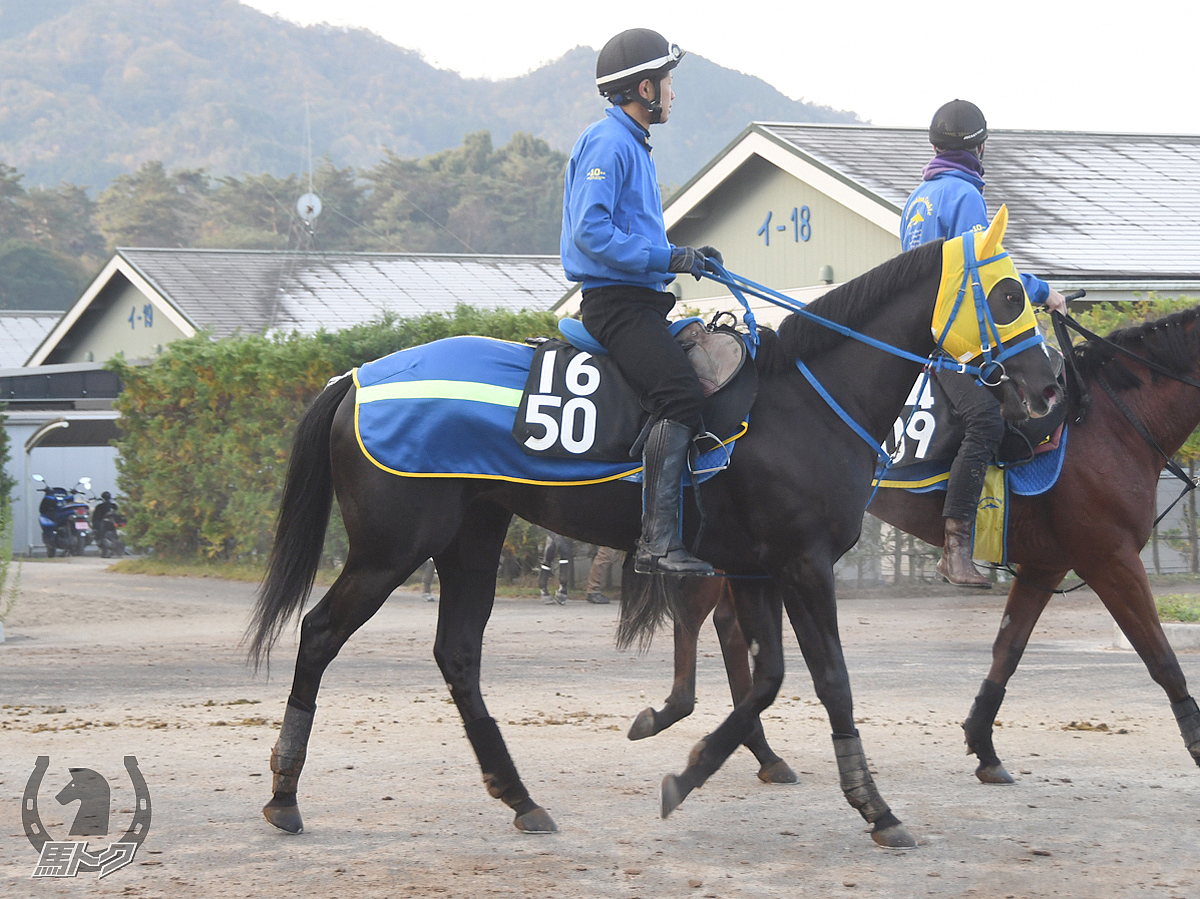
[636,77,664,124]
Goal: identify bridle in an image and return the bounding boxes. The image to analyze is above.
[1052,310,1200,526]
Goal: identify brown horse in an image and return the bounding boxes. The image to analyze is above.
[635,306,1200,785]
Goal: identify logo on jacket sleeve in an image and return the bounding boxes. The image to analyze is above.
[585,167,606,181]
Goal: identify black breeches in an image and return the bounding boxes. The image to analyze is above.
[580,285,705,433]
[935,368,1005,522]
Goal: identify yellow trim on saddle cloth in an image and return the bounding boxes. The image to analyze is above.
[872,471,949,490]
[931,205,1038,364]
[972,464,1006,565]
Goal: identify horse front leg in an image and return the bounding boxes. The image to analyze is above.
[781,566,916,850]
[962,566,1062,784]
[264,559,408,834]
[660,580,786,817]
[711,583,797,784]
[627,577,718,740]
[1076,551,1200,769]
[433,504,556,834]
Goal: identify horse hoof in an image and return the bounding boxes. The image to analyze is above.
[661,774,690,818]
[263,797,304,834]
[628,708,658,741]
[872,823,918,850]
[757,760,799,784]
[975,763,1016,784]
[515,807,557,833]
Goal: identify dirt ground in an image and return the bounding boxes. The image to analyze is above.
[1,557,1199,899]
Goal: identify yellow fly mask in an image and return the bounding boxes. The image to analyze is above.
[931,205,1041,383]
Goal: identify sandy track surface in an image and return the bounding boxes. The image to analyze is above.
[1,557,1198,898]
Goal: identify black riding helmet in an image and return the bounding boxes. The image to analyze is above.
[596,28,684,124]
[929,99,988,151]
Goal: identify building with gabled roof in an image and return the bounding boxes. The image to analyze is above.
[29,249,571,366]
[556,124,1200,322]
[0,313,61,368]
[9,249,569,556]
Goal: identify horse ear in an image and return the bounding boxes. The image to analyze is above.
[978,204,1009,257]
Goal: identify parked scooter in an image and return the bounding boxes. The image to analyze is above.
[91,491,126,558]
[33,475,92,557]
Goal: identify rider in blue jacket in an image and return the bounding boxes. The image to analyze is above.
[900,99,1065,588]
[561,28,719,577]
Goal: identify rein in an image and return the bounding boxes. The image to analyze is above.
[698,261,1044,480]
[1053,311,1200,526]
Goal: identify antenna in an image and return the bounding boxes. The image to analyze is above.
[297,98,321,226]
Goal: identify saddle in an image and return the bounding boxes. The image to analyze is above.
[556,316,748,396]
[512,317,758,462]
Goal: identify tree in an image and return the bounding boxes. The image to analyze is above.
[96,161,211,248]
[0,163,28,243]
[24,183,106,262]
[204,172,304,250]
[0,241,90,310]
[362,131,567,254]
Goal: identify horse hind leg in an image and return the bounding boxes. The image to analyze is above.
[263,555,419,834]
[432,500,556,834]
[627,576,720,741]
[710,584,797,785]
[1078,554,1200,769]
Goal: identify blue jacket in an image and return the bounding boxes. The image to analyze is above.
[901,169,1050,305]
[561,107,675,291]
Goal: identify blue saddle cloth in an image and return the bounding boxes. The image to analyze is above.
[874,425,1068,497]
[354,336,743,486]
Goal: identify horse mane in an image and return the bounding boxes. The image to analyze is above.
[755,240,944,376]
[1072,305,1200,391]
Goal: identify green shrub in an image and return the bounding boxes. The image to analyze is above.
[109,305,558,563]
[1155,594,1200,623]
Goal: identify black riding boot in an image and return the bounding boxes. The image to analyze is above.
[633,420,714,576]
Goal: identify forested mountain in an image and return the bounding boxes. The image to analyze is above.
[0,131,569,308]
[0,0,860,192]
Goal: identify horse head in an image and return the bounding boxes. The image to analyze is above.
[56,767,111,837]
[932,205,1062,422]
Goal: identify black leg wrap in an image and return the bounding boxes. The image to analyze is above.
[1171,696,1200,764]
[271,698,316,793]
[464,716,535,815]
[832,732,891,824]
[963,679,1005,766]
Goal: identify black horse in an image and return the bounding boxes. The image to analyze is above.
[247,223,1061,849]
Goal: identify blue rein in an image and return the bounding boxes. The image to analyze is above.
[696,260,1046,486]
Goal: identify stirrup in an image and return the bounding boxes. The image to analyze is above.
[634,546,714,577]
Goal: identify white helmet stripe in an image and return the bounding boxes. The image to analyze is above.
[596,50,680,88]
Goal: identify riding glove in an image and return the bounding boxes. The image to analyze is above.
[697,246,724,268]
[668,246,709,280]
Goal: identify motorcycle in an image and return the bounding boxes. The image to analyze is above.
[33,475,92,557]
[91,491,126,559]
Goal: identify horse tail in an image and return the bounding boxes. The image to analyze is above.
[245,374,353,670]
[616,557,686,652]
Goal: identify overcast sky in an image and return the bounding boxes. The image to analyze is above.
[243,1,1200,135]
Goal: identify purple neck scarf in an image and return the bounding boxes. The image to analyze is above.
[922,149,985,182]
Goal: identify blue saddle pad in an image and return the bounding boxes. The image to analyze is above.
[874,424,1068,497]
[353,336,743,486]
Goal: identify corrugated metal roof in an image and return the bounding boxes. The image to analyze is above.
[757,124,1200,280]
[0,313,63,367]
[116,249,571,339]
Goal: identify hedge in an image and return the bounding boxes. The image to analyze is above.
[109,305,558,562]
